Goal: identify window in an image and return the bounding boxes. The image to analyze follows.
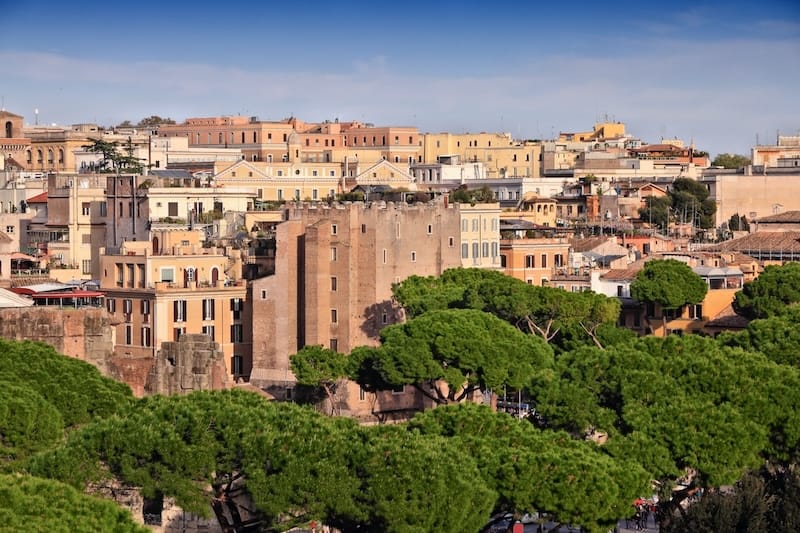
[231,298,243,320]
[161,268,175,283]
[125,325,132,345]
[312,189,318,199]
[491,242,499,257]
[411,251,417,262]
[461,219,468,232]
[123,299,132,315]
[472,242,479,259]
[82,259,92,275]
[482,242,489,257]
[331,224,338,235]
[359,387,366,401]
[202,325,215,341]
[233,355,243,376]
[107,298,116,313]
[141,300,150,315]
[174,300,187,322]
[427,224,432,234]
[330,247,337,261]
[540,254,548,268]
[174,327,185,341]
[100,202,107,217]
[231,324,244,343]
[329,338,338,351]
[81,202,90,216]
[392,384,405,394]
[383,249,387,264]
[277,189,283,200]
[461,243,469,259]
[500,255,507,268]
[186,267,195,283]
[168,202,178,217]
[449,237,455,247]
[331,277,337,291]
[261,289,267,300]
[525,255,535,268]
[126,264,135,287]
[331,309,338,323]
[203,298,215,320]
[142,327,151,347]
[382,312,388,324]
[361,224,366,233]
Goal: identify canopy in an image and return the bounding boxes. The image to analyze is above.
[10,252,38,261]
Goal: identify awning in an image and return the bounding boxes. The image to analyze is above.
[10,252,38,261]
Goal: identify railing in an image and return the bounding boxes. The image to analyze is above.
[11,268,49,276]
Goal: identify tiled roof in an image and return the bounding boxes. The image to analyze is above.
[569,236,611,252]
[709,231,800,254]
[26,191,48,203]
[600,265,643,281]
[704,305,749,329]
[754,211,800,223]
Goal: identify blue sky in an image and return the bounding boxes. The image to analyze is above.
[1,0,798,157]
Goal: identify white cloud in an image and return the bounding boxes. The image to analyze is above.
[1,34,797,157]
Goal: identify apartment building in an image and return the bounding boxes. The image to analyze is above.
[99,228,249,391]
[157,116,422,167]
[499,237,570,286]
[420,132,542,179]
[249,200,462,419]
[458,202,501,269]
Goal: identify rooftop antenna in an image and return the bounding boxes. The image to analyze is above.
[34,108,39,126]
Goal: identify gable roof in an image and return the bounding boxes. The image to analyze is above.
[27,191,48,203]
[354,159,415,184]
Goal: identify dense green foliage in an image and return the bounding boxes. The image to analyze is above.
[450,185,495,204]
[728,212,750,232]
[670,177,716,229]
[532,335,800,485]
[392,267,621,349]
[733,262,800,319]
[711,153,751,169]
[351,308,553,404]
[0,339,132,427]
[0,381,63,461]
[290,344,352,412]
[638,178,717,231]
[663,467,800,533]
[408,404,650,533]
[630,259,708,311]
[0,473,147,532]
[719,306,800,367]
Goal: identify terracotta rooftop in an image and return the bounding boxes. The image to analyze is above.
[704,304,749,330]
[754,211,800,223]
[709,231,800,255]
[569,236,613,252]
[600,264,643,281]
[26,191,48,203]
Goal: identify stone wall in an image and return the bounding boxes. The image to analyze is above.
[0,307,114,373]
[145,333,230,395]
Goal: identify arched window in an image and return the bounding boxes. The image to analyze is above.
[58,149,64,164]
[4,121,12,138]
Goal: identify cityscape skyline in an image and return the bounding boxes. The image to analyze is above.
[2,0,799,158]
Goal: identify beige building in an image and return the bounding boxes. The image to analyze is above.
[420,132,541,179]
[99,229,249,392]
[249,200,462,420]
[751,135,800,168]
[702,168,800,228]
[458,202,501,269]
[157,116,422,167]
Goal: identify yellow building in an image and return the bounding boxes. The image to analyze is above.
[457,202,501,269]
[421,132,541,179]
[500,194,557,227]
[99,228,250,388]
